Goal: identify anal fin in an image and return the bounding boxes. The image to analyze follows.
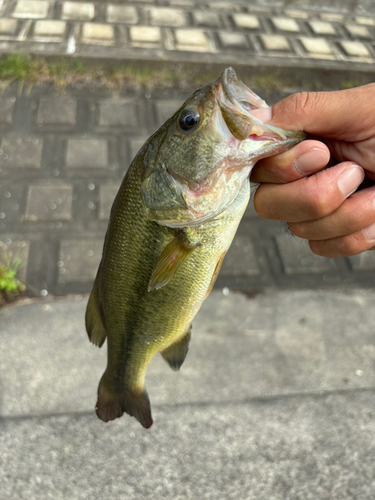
[85,276,107,348]
[160,325,192,371]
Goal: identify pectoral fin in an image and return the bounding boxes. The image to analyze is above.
[148,232,199,291]
[160,325,192,371]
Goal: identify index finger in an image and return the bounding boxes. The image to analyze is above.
[251,84,375,142]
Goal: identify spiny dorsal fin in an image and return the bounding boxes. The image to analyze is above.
[148,232,199,292]
[160,325,192,371]
[85,276,107,348]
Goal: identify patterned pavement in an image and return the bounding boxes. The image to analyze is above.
[0,0,375,296]
[0,0,374,68]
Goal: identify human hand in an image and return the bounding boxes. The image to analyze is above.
[250,84,375,257]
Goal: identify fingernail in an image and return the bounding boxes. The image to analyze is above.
[249,107,272,123]
[364,223,375,241]
[294,148,329,175]
[337,166,364,198]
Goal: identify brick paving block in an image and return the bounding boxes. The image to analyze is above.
[66,138,108,169]
[129,137,147,161]
[82,23,114,45]
[309,21,336,36]
[346,24,372,39]
[349,252,375,271]
[13,0,49,19]
[0,136,43,169]
[210,2,236,9]
[36,97,76,125]
[0,19,18,35]
[275,234,333,274]
[0,97,16,124]
[99,183,121,220]
[261,34,291,51]
[130,26,161,46]
[340,40,371,58]
[61,2,94,21]
[34,20,66,37]
[355,17,375,26]
[58,238,102,283]
[218,32,248,50]
[98,100,138,128]
[300,37,334,56]
[174,29,213,52]
[147,7,186,27]
[271,17,300,32]
[193,11,220,28]
[154,99,184,126]
[25,181,73,221]
[221,235,260,277]
[284,9,309,19]
[170,0,193,5]
[232,14,260,30]
[107,5,138,24]
[0,238,30,283]
[320,13,344,22]
[0,183,24,228]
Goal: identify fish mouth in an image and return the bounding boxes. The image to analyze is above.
[215,67,305,147]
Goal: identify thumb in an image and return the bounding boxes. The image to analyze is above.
[251,84,375,142]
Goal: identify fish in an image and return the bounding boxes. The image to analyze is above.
[85,67,305,428]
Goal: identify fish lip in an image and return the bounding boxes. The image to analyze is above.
[216,67,306,145]
[220,67,268,110]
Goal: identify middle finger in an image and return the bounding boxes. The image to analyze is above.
[254,162,364,222]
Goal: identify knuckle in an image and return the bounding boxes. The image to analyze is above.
[288,222,308,239]
[311,232,371,259]
[336,236,363,257]
[289,91,321,119]
[307,193,331,218]
[309,241,326,257]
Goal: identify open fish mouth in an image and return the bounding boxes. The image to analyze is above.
[216,67,305,145]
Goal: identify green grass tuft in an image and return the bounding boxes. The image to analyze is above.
[0,251,26,300]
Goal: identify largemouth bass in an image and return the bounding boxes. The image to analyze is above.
[86,67,305,428]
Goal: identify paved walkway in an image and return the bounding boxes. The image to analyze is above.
[1,2,375,499]
[1,82,375,297]
[0,0,374,69]
[1,289,375,499]
[1,2,375,297]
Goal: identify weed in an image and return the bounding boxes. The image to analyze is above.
[0,251,26,300]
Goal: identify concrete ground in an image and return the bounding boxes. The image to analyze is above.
[1,289,375,499]
[1,1,375,498]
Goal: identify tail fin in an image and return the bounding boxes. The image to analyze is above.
[95,372,153,429]
[85,277,107,348]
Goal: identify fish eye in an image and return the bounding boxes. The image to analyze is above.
[179,109,200,131]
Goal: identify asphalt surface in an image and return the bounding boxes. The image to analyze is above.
[1,289,375,499]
